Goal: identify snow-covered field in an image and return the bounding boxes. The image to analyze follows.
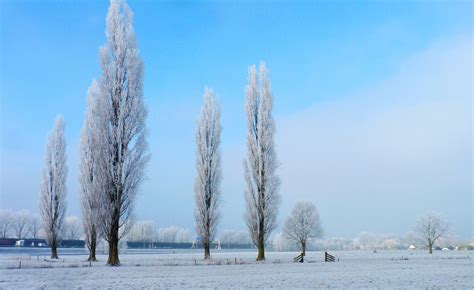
[0,250,472,288]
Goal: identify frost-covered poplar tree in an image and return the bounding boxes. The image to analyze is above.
[283,202,323,258]
[80,80,103,262]
[194,87,222,259]
[244,63,280,261]
[39,116,67,259]
[95,0,149,266]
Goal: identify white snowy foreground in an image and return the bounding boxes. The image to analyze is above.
[0,250,472,288]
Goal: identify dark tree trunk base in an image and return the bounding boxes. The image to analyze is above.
[87,241,97,262]
[107,238,120,266]
[204,243,211,260]
[51,244,59,259]
[256,214,265,261]
[106,216,121,266]
[87,231,98,262]
[256,241,265,261]
[107,253,120,266]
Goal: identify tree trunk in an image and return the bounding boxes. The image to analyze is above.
[256,227,265,261]
[107,218,120,266]
[256,240,265,261]
[256,214,265,261]
[107,236,119,266]
[428,241,433,254]
[88,245,97,262]
[51,240,59,259]
[302,241,306,256]
[87,236,97,262]
[204,242,211,259]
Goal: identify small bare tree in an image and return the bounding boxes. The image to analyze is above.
[414,212,449,254]
[12,210,31,239]
[244,63,280,261]
[39,116,68,259]
[283,202,323,259]
[28,215,42,239]
[194,87,222,259]
[0,209,14,238]
[219,230,235,248]
[64,216,82,240]
[95,0,149,266]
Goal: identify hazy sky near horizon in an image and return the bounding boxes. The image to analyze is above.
[1,0,472,239]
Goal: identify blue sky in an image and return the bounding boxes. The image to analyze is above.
[1,0,472,239]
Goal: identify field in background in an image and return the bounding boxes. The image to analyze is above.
[0,250,471,288]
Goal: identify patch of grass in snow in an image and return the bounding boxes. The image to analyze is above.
[441,256,471,260]
[2,255,32,261]
[33,264,54,269]
[391,256,409,261]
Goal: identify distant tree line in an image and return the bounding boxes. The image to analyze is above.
[0,210,82,240]
[127,223,192,244]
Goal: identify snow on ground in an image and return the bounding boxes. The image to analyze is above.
[0,250,472,288]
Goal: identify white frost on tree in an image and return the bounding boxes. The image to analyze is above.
[63,216,82,240]
[283,202,323,258]
[39,116,67,259]
[414,212,449,254]
[194,87,222,259]
[0,209,14,238]
[12,210,31,239]
[353,231,379,250]
[28,215,42,239]
[156,226,192,243]
[175,228,191,243]
[244,62,280,261]
[127,220,154,243]
[219,230,252,248]
[94,0,149,266]
[271,232,296,252]
[80,80,104,261]
[157,226,178,243]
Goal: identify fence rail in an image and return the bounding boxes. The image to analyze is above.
[325,251,335,262]
[293,253,304,263]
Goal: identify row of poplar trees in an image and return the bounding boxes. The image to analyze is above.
[38,0,280,266]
